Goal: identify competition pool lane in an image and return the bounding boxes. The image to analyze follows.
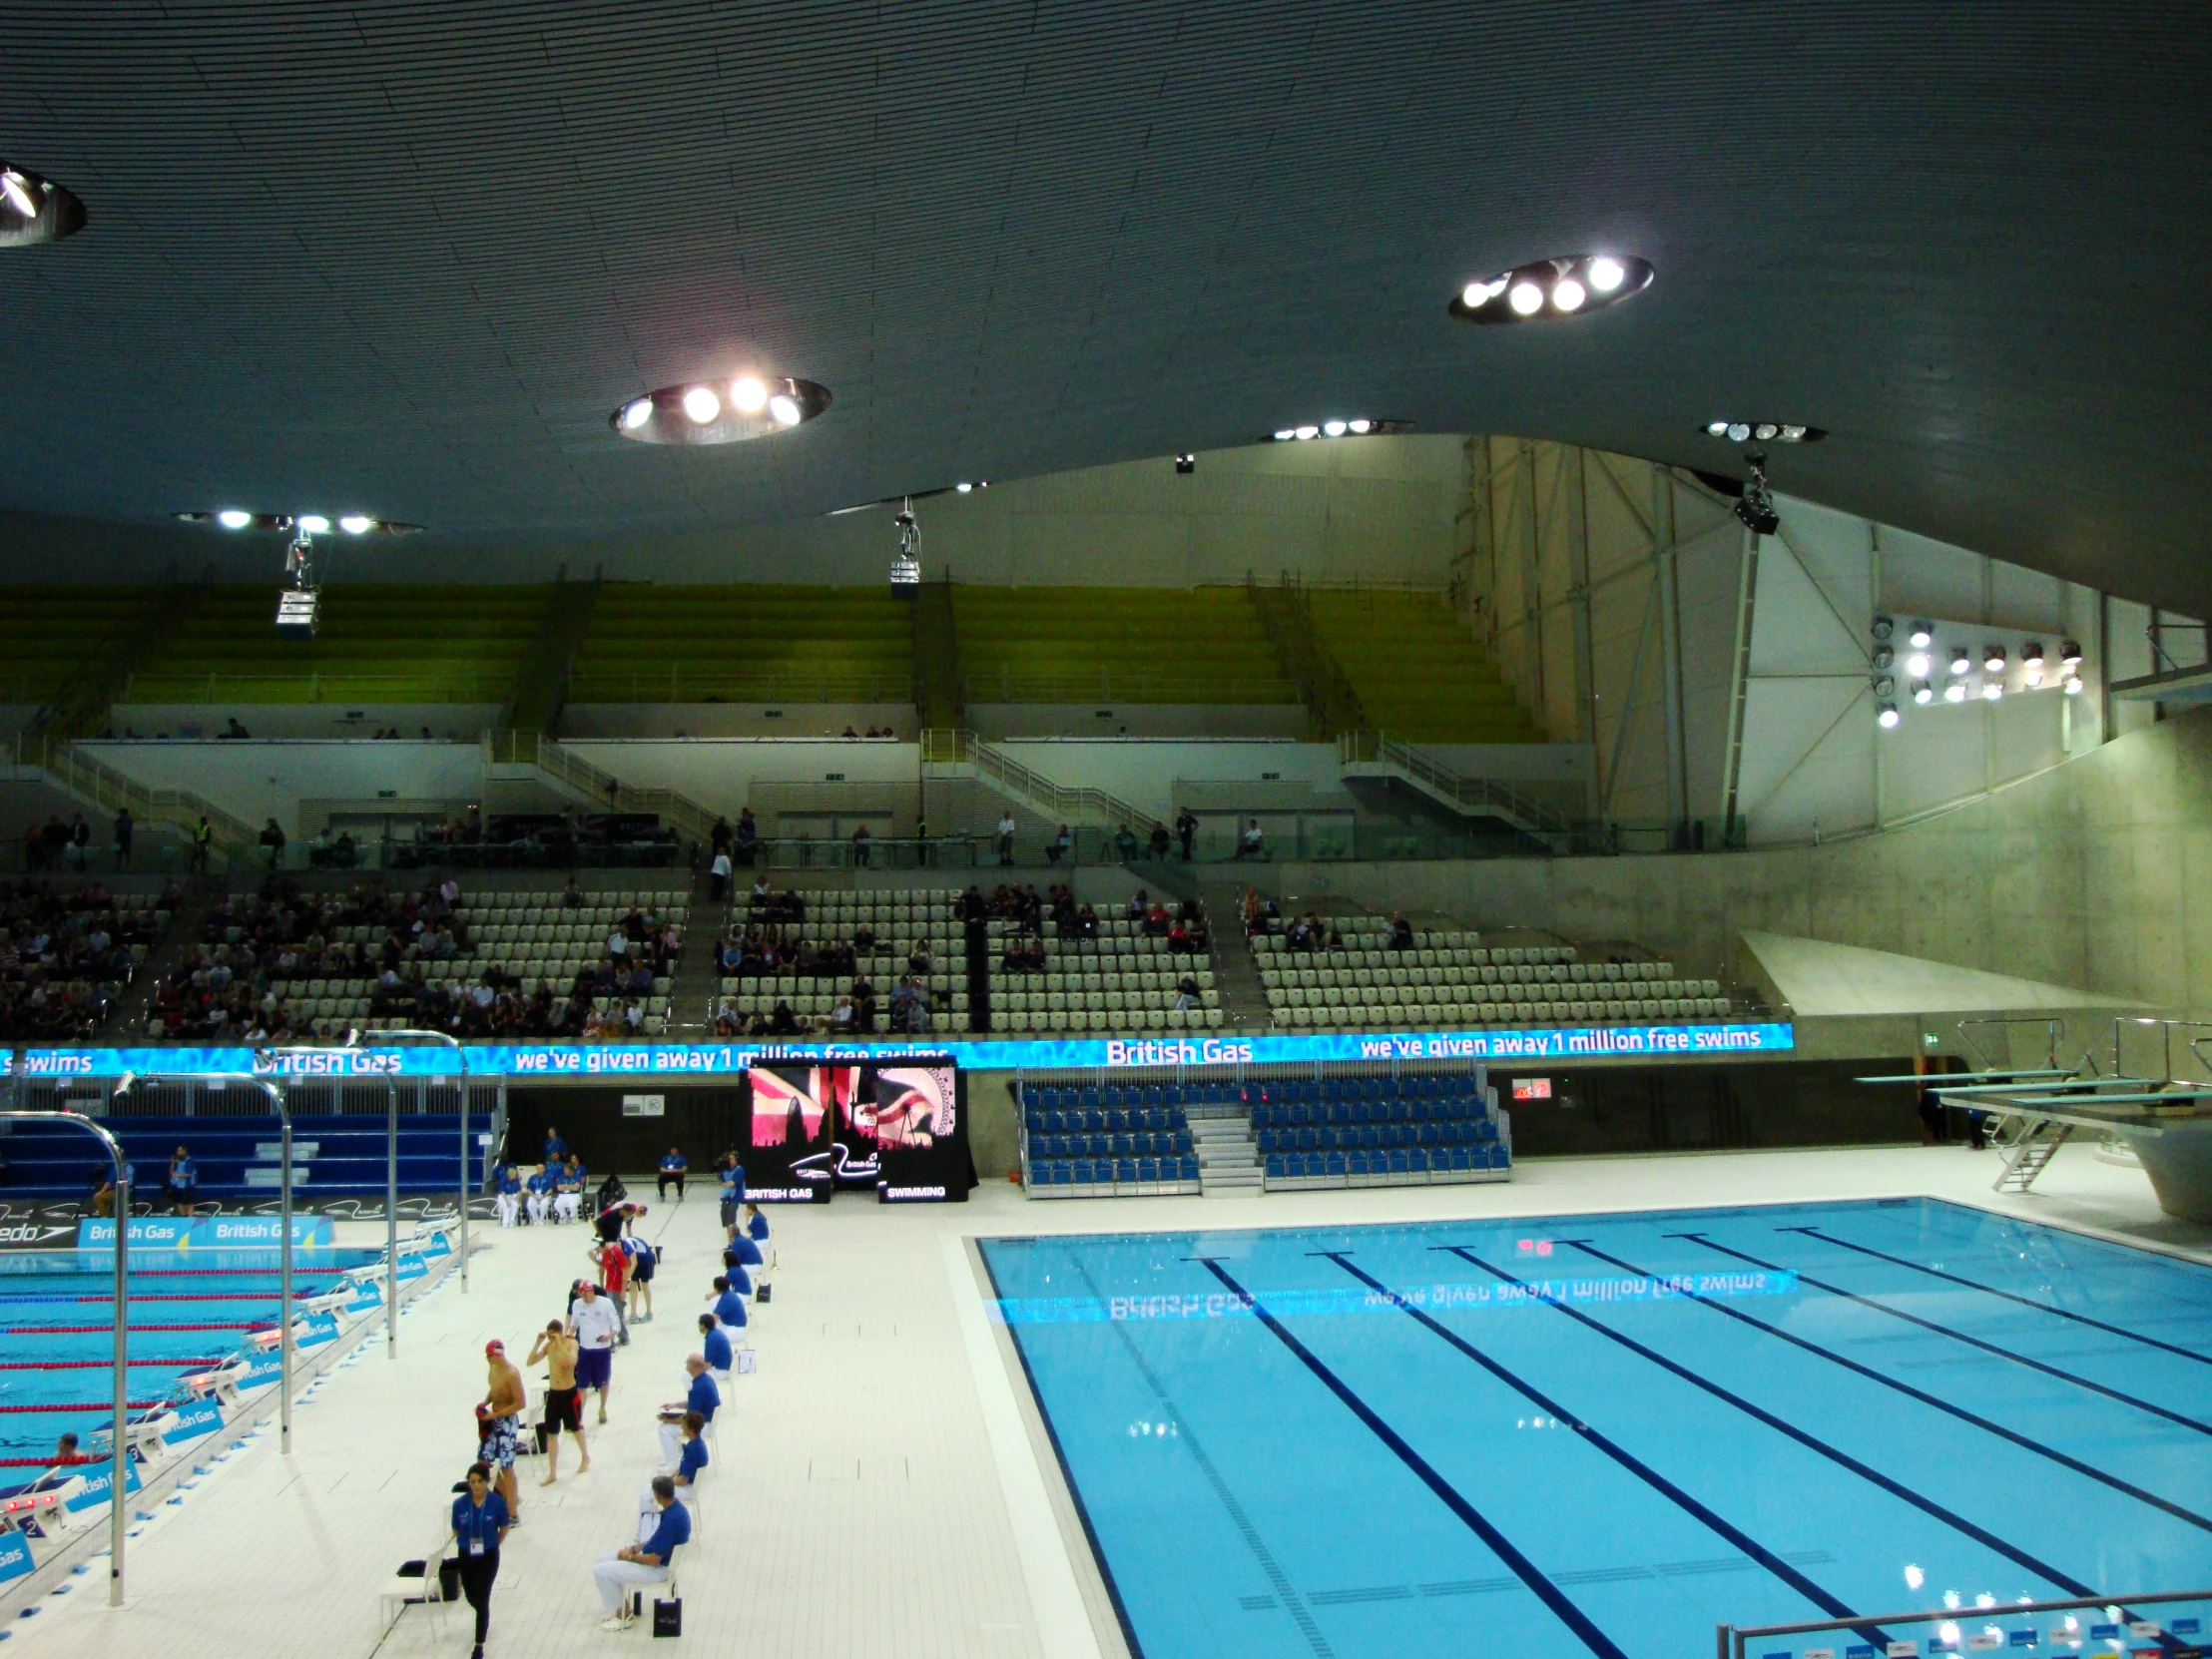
[0,1249,377,1461]
[977,1198,2212,1659]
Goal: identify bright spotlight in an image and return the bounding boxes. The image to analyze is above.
[1706,421,1729,437]
[1508,280,1544,315]
[1754,423,1779,441]
[2022,642,2045,670]
[1727,423,1751,442]
[1295,425,1319,440]
[0,170,37,218]
[768,393,803,426]
[1877,703,1900,729]
[1948,647,1971,676]
[1982,646,2006,673]
[1909,620,1933,648]
[338,514,373,534]
[2064,675,2084,695]
[1551,278,1585,311]
[2061,639,2083,667]
[955,482,973,493]
[1461,281,1487,307]
[1348,418,1372,433]
[1274,429,1295,441]
[620,398,653,431]
[731,375,769,413]
[1323,418,1348,437]
[1906,653,1931,678]
[296,513,330,534]
[1587,257,1625,292]
[1944,682,1967,704]
[1912,680,1935,705]
[1982,682,2003,701]
[682,385,721,424]
[217,509,253,529]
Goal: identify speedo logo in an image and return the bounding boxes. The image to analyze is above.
[0,1223,70,1244]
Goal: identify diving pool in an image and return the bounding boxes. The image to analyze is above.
[978,1198,2212,1658]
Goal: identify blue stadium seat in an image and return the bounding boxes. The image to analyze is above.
[1182,1156,1200,1181]
[1407,1148,1429,1173]
[1160,1084,1183,1107]
[1170,1106,1189,1129]
[1388,1150,1409,1174]
[1114,1158,1138,1183]
[1265,1154,1285,1178]
[1320,1077,1344,1102]
[1137,1157,1159,1182]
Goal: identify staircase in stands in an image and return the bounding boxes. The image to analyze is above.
[1198,879,1275,1030]
[1189,1099,1264,1198]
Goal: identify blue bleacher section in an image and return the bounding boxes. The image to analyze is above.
[1020,1082,1206,1194]
[0,1114,495,1203]
[1249,1074,1509,1187]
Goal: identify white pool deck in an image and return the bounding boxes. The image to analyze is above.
[10,1142,2204,1659]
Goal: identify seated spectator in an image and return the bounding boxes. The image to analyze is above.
[1175,976,1201,1011]
[1390,913,1415,951]
[769,999,801,1035]
[1126,889,1148,922]
[906,939,932,973]
[1236,818,1266,858]
[595,1476,690,1631]
[829,994,856,1033]
[1143,900,1170,937]
[1075,903,1100,939]
[1166,919,1194,954]
[657,1355,720,1469]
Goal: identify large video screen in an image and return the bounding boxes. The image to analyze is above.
[743,1057,964,1203]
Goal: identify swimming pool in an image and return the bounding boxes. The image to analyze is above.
[979,1199,2212,1658]
[0,1248,378,1463]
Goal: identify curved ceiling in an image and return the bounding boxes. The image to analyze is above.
[0,2,2208,608]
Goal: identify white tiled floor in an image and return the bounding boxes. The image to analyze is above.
[13,1141,2203,1659]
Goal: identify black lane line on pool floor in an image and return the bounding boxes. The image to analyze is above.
[1782,1225,2212,1369]
[1430,1246,2100,1598]
[1311,1251,1896,1652]
[1675,1233,2212,1436]
[1565,1239,2212,1538]
[1193,1256,1630,1659]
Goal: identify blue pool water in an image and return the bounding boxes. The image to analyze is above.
[978,1199,2212,1658]
[0,1248,378,1461]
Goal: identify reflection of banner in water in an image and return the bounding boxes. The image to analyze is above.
[875,1065,954,1147]
[989,1269,1801,1326]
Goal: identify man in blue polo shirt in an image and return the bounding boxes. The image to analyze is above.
[641,1411,709,1535]
[657,1146,688,1201]
[697,1313,733,1383]
[709,1275,747,1333]
[524,1163,555,1225]
[657,1354,719,1467]
[595,1476,689,1631]
[494,1162,523,1227]
[165,1146,198,1216]
[717,1154,745,1239]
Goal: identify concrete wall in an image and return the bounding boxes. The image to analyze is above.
[115,704,503,741]
[1255,703,2212,1016]
[82,739,487,838]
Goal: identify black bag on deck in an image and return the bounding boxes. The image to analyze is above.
[653,1595,683,1637]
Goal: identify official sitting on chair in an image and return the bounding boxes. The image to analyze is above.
[657,1356,719,1468]
[699,1313,734,1384]
[524,1164,555,1225]
[641,1410,707,1527]
[595,1475,689,1631]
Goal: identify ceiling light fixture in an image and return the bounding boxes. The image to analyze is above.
[1944,682,1968,704]
[1906,653,1932,678]
[1948,647,1972,676]
[612,374,832,447]
[1260,419,1410,443]
[1451,254,1654,324]
[2064,676,2085,695]
[0,162,84,247]
[1909,620,1934,649]
[176,510,420,536]
[1702,421,1827,444]
[2061,639,2084,667]
[1983,646,2006,673]
[1733,448,1780,537]
[1877,703,1901,729]
[1982,682,2003,701]
[1912,680,1935,706]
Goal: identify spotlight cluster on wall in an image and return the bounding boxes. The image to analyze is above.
[1263,418,1412,442]
[175,510,421,536]
[1449,255,1653,323]
[1876,614,2084,729]
[0,161,85,247]
[613,374,831,445]
[1703,421,1825,444]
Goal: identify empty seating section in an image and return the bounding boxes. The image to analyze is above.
[0,883,167,1040]
[1307,590,1542,742]
[0,1112,490,1200]
[1249,1074,1508,1189]
[715,888,965,1033]
[1255,920,1726,1029]
[125,585,554,707]
[183,885,690,1039]
[0,585,168,707]
[1019,1081,1205,1194]
[569,586,914,704]
[955,587,1297,704]
[987,914,1222,1035]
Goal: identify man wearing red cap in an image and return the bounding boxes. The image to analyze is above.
[477,1339,527,1524]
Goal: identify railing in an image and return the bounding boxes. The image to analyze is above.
[565,670,916,705]
[1247,575,1369,737]
[25,737,258,853]
[929,731,1153,832]
[960,671,1299,705]
[1718,1586,2212,1659]
[534,736,720,853]
[1338,731,1573,835]
[121,671,513,705]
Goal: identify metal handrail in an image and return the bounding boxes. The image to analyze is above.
[0,1096,129,1606]
[532,737,720,854]
[958,733,1152,832]
[1954,1015,2067,1073]
[2111,1016,2212,1084]
[1339,731,1571,834]
[1720,1586,2212,1659]
[23,737,258,852]
[354,1029,472,1295]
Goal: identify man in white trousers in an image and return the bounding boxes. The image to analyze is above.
[595,1476,690,1630]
